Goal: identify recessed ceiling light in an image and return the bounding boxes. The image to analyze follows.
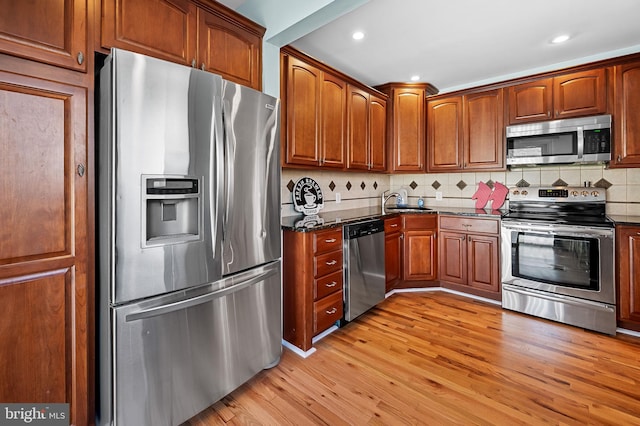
[352,31,364,40]
[551,34,570,44]
[410,75,420,82]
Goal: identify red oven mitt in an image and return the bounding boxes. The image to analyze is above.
[489,182,509,210]
[471,181,492,208]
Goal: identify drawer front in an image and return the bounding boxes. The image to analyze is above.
[313,227,343,254]
[314,290,344,335]
[439,215,499,234]
[314,270,343,300]
[314,250,343,277]
[403,214,437,230]
[384,216,402,233]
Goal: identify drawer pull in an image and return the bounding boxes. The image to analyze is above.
[325,238,337,243]
[325,281,337,288]
[390,224,398,228]
[325,260,337,266]
[325,307,337,315]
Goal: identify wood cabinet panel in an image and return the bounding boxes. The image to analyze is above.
[347,86,370,170]
[313,227,342,253]
[554,69,607,119]
[314,250,342,277]
[439,231,466,285]
[507,79,553,123]
[427,97,462,171]
[0,271,70,403]
[384,216,403,291]
[284,56,321,166]
[613,60,640,167]
[439,216,499,234]
[404,230,437,281]
[314,270,343,300]
[616,225,640,330]
[404,214,438,230]
[314,290,343,334]
[0,67,89,426]
[369,94,387,171]
[320,73,347,168]
[392,88,424,171]
[0,0,87,71]
[464,89,504,170]
[467,234,499,292]
[197,7,261,89]
[102,0,197,66]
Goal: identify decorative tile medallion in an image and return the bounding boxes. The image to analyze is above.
[409,181,418,190]
[287,180,295,192]
[346,181,352,191]
[456,180,467,190]
[360,181,366,190]
[373,181,378,190]
[329,181,336,191]
[552,179,568,187]
[515,179,530,188]
[594,178,612,189]
[432,180,441,190]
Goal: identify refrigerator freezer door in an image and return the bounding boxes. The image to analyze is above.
[108,261,282,426]
[100,49,225,304]
[221,82,281,276]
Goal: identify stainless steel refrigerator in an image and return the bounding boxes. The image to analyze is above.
[97,48,282,426]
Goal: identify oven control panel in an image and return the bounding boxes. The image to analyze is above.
[509,186,606,202]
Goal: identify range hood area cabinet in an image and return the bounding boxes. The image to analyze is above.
[507,68,608,125]
[427,89,506,172]
[101,0,265,90]
[376,83,439,173]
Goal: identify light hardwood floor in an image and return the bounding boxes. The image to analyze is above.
[185,291,640,425]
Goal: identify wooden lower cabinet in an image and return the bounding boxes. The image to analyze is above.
[283,227,344,352]
[438,215,500,300]
[402,215,438,283]
[616,225,640,331]
[0,61,90,425]
[384,216,403,291]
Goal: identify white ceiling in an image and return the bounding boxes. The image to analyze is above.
[218,0,640,94]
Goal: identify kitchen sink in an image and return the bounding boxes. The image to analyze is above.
[386,206,432,211]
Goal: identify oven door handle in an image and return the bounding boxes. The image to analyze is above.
[501,224,612,239]
[502,284,616,311]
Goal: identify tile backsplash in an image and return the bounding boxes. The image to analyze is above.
[281,165,640,217]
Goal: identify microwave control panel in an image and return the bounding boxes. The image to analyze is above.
[583,128,610,154]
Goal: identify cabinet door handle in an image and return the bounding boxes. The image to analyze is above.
[618,155,622,162]
[325,238,336,243]
[547,111,551,117]
[192,59,196,68]
[77,51,84,65]
[325,307,337,315]
[325,281,337,288]
[77,163,85,177]
[325,260,337,266]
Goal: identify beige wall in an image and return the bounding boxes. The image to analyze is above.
[282,165,640,216]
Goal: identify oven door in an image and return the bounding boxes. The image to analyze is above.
[501,221,615,305]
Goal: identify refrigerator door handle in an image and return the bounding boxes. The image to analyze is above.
[222,98,235,244]
[125,268,277,322]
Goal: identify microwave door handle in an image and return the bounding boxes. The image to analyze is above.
[577,126,584,159]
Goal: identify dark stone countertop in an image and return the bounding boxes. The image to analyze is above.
[608,215,640,226]
[282,205,505,232]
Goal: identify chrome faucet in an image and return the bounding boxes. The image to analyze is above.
[381,190,402,215]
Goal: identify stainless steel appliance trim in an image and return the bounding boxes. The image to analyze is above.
[506,114,612,137]
[502,283,615,310]
[125,267,278,322]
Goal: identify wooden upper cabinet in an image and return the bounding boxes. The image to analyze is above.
[102,0,198,66]
[0,0,88,71]
[507,79,553,123]
[464,89,504,170]
[612,60,640,167]
[197,6,262,89]
[427,96,463,171]
[369,93,387,171]
[508,69,607,124]
[377,83,437,173]
[102,0,264,89]
[347,85,370,170]
[283,55,321,167]
[320,73,347,168]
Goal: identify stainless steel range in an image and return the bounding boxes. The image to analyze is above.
[501,186,616,335]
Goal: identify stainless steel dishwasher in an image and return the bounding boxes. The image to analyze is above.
[343,219,386,322]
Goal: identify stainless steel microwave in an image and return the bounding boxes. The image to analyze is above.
[506,114,611,166]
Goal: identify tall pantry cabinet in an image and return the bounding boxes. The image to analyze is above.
[0,1,92,425]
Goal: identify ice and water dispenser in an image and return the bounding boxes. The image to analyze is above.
[142,176,201,246]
